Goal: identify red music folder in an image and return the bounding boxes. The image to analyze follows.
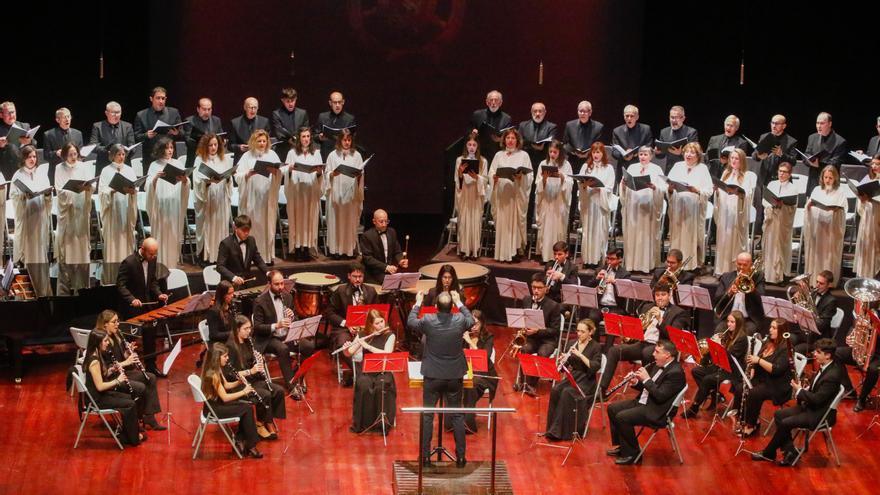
[707,339,732,373]
[518,353,560,381]
[666,326,701,359]
[417,305,460,318]
[362,351,408,373]
[345,304,391,327]
[603,313,644,341]
[464,349,488,372]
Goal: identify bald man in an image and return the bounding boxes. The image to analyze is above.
[713,251,766,335]
[117,237,170,375]
[228,97,271,162]
[359,209,408,284]
[184,97,225,167]
[315,91,357,160]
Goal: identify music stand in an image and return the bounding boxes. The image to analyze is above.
[496,277,530,307]
[501,308,545,365]
[731,356,757,457]
[761,296,796,323]
[160,338,183,444]
[381,273,421,350]
[667,326,701,361]
[518,353,560,400]
[615,279,654,302]
[602,313,644,342]
[283,352,322,452]
[533,359,588,465]
[285,315,322,399]
[699,339,733,443]
[345,304,391,327]
[678,284,713,331]
[417,305,460,318]
[561,284,597,333]
[359,352,407,446]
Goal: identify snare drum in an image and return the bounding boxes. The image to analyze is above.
[290,272,341,317]
[419,262,490,309]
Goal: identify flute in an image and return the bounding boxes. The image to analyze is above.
[330,327,387,355]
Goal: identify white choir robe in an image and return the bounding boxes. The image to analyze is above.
[761,179,798,283]
[235,150,282,261]
[620,162,664,272]
[534,160,573,262]
[10,165,53,296]
[146,160,190,269]
[453,156,489,258]
[577,163,615,266]
[324,149,364,256]
[489,150,532,261]
[713,170,757,275]
[284,149,324,251]
[55,161,94,295]
[854,177,880,278]
[99,162,138,284]
[665,161,713,270]
[193,155,234,263]
[803,186,848,285]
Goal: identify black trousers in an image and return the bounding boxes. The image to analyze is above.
[587,305,626,352]
[761,405,819,458]
[125,370,160,416]
[262,338,295,389]
[835,347,880,402]
[608,398,653,457]
[690,365,733,406]
[331,328,355,371]
[207,400,259,450]
[250,380,287,424]
[96,390,141,445]
[421,377,465,460]
[741,383,786,427]
[600,341,655,390]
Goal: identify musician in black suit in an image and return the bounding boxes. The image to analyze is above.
[183,98,224,168]
[544,241,579,303]
[654,105,699,170]
[610,104,654,171]
[469,90,511,156]
[650,249,696,288]
[316,91,357,160]
[407,290,475,468]
[359,209,409,284]
[116,237,169,375]
[514,273,562,394]
[42,108,84,179]
[0,101,36,180]
[216,215,271,287]
[599,283,689,395]
[751,114,799,235]
[133,86,183,159]
[251,270,299,392]
[228,97,271,162]
[272,87,310,160]
[607,340,687,465]
[714,252,765,335]
[518,102,557,166]
[586,248,631,349]
[89,101,136,170]
[803,112,848,194]
[562,100,604,166]
[793,270,838,355]
[326,262,378,382]
[705,115,749,178]
[753,338,843,466]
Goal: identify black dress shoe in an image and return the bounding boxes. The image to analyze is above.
[247,447,264,459]
[143,416,167,431]
[606,447,622,457]
[778,450,797,467]
[456,457,467,468]
[854,400,866,413]
[614,455,641,465]
[147,367,167,378]
[751,452,773,462]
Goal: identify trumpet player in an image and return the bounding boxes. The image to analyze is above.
[599,283,688,396]
[714,252,765,335]
[791,270,838,354]
[587,248,631,349]
[252,270,301,394]
[513,273,562,395]
[543,241,579,303]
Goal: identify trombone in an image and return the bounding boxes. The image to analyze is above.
[713,256,762,317]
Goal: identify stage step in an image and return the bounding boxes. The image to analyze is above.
[392,460,513,495]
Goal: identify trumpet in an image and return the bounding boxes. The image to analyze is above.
[606,370,639,396]
[546,259,561,287]
[713,256,763,317]
[597,264,613,295]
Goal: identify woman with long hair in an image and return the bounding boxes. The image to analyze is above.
[803,165,848,285]
[192,133,233,263]
[200,343,262,458]
[423,264,462,307]
[535,140,573,262]
[454,133,489,260]
[544,319,602,441]
[684,310,749,417]
[145,135,189,268]
[735,318,793,437]
[325,129,365,259]
[713,149,757,275]
[207,280,235,344]
[460,309,498,433]
[284,126,324,261]
[577,142,615,267]
[345,309,396,433]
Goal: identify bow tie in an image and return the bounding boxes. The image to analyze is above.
[239,240,247,246]
[274,295,283,301]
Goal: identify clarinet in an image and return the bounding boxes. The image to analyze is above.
[123,339,150,382]
[224,361,268,409]
[109,354,138,401]
[248,336,273,389]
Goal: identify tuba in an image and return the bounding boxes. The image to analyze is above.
[786,273,818,318]
[845,278,880,371]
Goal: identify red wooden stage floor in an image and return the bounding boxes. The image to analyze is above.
[2,328,879,495]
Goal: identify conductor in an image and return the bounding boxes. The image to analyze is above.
[407,290,475,468]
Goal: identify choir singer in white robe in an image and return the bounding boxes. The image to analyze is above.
[712,148,756,275]
[577,143,615,267]
[146,136,189,269]
[454,134,489,260]
[54,143,93,295]
[803,165,848,285]
[620,146,664,272]
[489,129,532,262]
[99,144,138,284]
[192,133,233,263]
[284,126,324,261]
[235,129,282,263]
[760,160,798,283]
[10,145,53,296]
[665,142,712,271]
[854,156,880,278]
[324,129,364,258]
[535,140,572,262]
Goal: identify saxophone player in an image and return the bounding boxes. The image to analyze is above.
[513,273,562,395]
[586,248,631,350]
[599,283,689,397]
[714,252,765,335]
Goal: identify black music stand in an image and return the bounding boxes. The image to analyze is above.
[285,315,321,399]
[283,352,322,452]
[359,352,407,446]
[533,363,587,465]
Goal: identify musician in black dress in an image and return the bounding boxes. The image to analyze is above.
[226,315,286,441]
[460,310,497,433]
[206,280,234,344]
[684,310,748,417]
[82,328,145,445]
[344,309,397,433]
[97,310,165,430]
[423,264,462,306]
[544,319,602,441]
[544,241,579,303]
[200,343,263,458]
[735,318,793,437]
